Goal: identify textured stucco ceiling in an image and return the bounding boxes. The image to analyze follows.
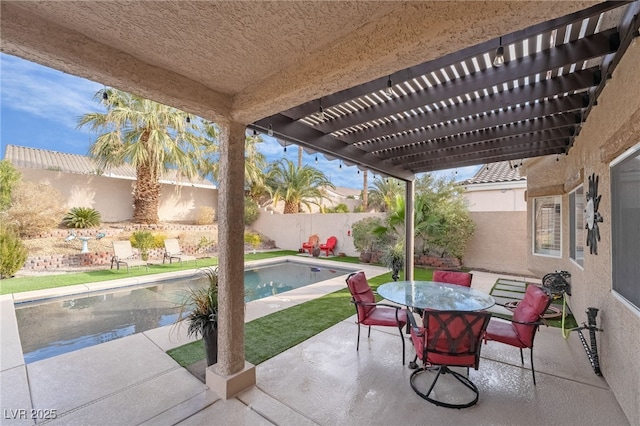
[1,1,599,125]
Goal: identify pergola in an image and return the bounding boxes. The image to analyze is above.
[2,1,638,397]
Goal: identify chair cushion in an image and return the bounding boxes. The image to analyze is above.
[433,270,472,287]
[346,272,375,319]
[512,285,550,345]
[362,306,407,327]
[485,319,524,348]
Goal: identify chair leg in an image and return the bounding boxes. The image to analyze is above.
[356,324,361,351]
[530,347,537,386]
[367,325,371,338]
[519,348,524,364]
[397,324,405,365]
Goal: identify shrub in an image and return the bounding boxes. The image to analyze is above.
[244,232,262,249]
[351,216,385,253]
[0,160,21,212]
[6,181,66,237]
[130,230,157,260]
[62,207,102,228]
[195,206,215,225]
[244,197,259,225]
[326,203,349,213]
[0,225,28,279]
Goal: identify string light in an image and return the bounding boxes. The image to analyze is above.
[186,116,191,123]
[493,36,505,67]
[315,155,318,164]
[267,124,273,137]
[385,76,395,97]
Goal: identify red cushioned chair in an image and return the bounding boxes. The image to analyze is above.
[484,285,552,385]
[433,270,473,287]
[319,236,337,257]
[346,271,407,365]
[301,234,320,254]
[409,309,492,408]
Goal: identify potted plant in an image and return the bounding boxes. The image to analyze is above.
[382,242,405,281]
[175,267,219,366]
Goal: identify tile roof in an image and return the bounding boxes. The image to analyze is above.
[463,161,526,185]
[4,145,216,188]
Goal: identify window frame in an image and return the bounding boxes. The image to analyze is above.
[533,195,562,258]
[569,185,585,268]
[610,143,640,312]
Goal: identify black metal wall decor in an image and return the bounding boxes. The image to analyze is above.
[585,173,604,255]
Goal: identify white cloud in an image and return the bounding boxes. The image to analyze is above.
[1,54,102,130]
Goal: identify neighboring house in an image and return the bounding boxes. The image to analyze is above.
[462,161,529,275]
[4,144,218,222]
[319,186,361,212]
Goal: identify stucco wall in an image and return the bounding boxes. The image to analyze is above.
[16,168,218,222]
[463,211,529,275]
[524,39,640,424]
[252,211,386,257]
[463,185,527,212]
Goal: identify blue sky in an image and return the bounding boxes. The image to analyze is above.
[0,53,480,189]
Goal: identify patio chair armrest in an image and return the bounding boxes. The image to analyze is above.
[350,300,378,308]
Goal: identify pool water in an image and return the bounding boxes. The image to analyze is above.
[15,260,355,363]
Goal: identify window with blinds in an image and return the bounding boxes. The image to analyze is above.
[534,195,561,257]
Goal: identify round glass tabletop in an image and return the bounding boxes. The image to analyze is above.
[377,281,495,311]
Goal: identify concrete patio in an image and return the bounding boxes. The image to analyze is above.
[0,267,630,425]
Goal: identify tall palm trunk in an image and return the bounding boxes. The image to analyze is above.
[133,163,161,223]
[284,201,299,214]
[298,146,303,169]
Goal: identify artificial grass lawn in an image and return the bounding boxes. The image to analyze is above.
[0,250,301,295]
[167,268,435,367]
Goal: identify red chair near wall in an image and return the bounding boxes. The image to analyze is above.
[484,285,552,385]
[433,270,473,287]
[319,236,337,256]
[346,271,407,365]
[301,234,320,254]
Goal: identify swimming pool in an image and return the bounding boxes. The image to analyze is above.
[15,260,356,363]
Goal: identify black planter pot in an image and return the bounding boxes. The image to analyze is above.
[203,327,218,367]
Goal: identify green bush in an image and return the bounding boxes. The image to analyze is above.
[326,203,349,213]
[0,225,28,279]
[351,216,385,252]
[244,197,259,225]
[0,160,21,212]
[130,230,157,261]
[244,232,261,249]
[62,207,102,228]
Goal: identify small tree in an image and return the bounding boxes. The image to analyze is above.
[244,197,260,225]
[129,230,158,261]
[352,217,387,255]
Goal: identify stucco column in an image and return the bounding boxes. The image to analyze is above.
[216,120,246,375]
[404,180,414,281]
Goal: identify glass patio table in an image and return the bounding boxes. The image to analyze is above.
[377,281,495,311]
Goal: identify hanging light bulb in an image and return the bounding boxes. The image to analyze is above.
[556,154,559,162]
[267,124,273,137]
[339,161,342,170]
[253,129,258,136]
[357,169,360,175]
[493,36,505,67]
[283,143,287,155]
[186,116,191,123]
[102,89,109,100]
[313,99,329,122]
[315,155,318,164]
[385,77,395,97]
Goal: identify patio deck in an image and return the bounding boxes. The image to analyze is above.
[0,268,629,425]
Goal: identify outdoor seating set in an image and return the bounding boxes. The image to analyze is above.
[110,239,196,272]
[301,235,337,257]
[346,271,552,409]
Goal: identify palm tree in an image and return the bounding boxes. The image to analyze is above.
[266,159,334,213]
[362,170,368,211]
[367,176,404,212]
[78,88,211,223]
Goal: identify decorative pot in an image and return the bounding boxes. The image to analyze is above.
[203,327,218,366]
